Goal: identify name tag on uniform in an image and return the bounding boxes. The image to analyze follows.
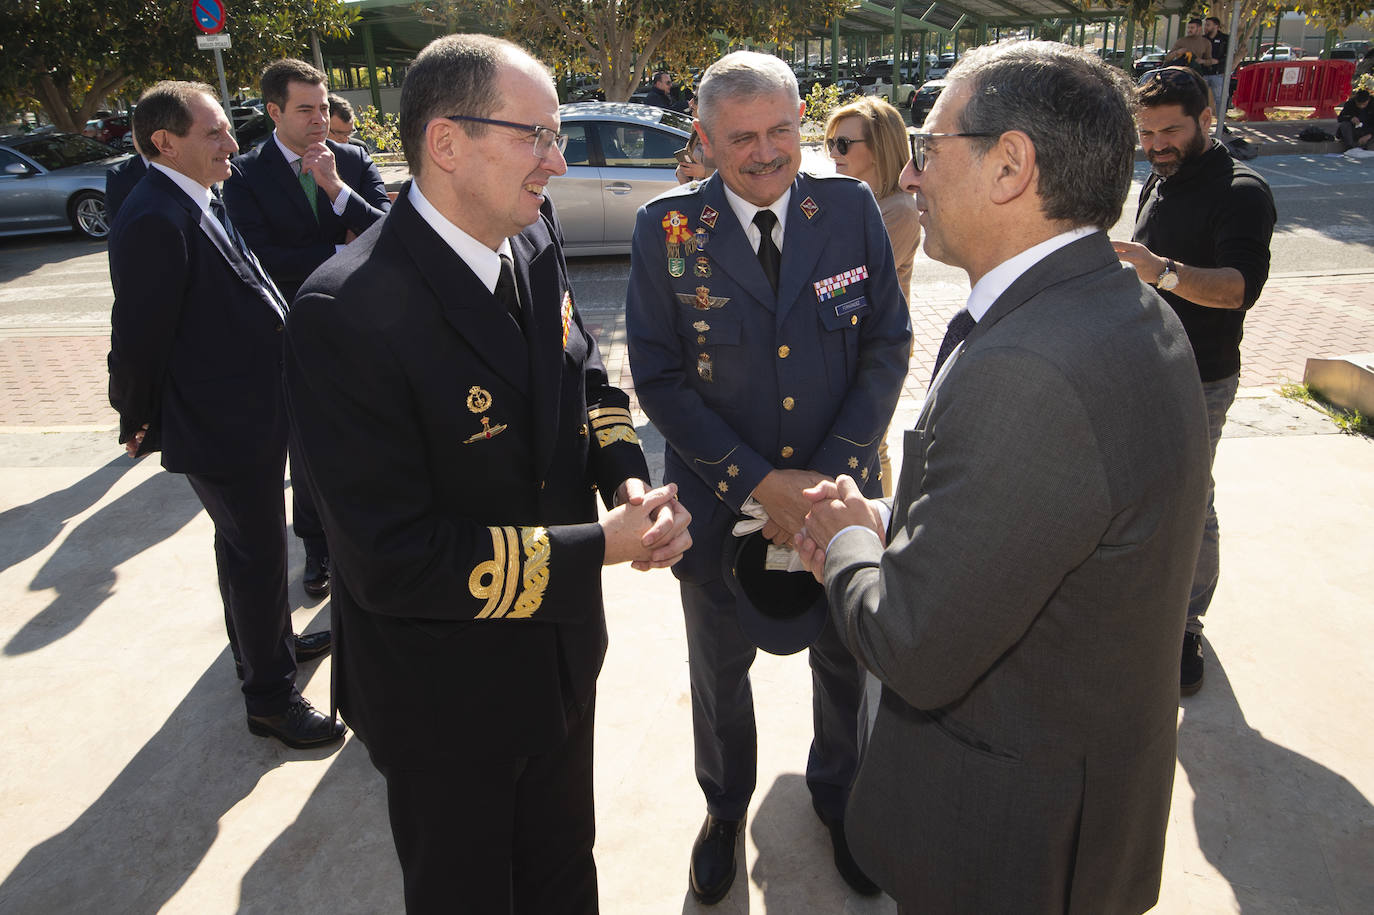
[835,297,868,317]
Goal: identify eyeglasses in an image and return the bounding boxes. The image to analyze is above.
[442,115,569,159]
[825,135,867,156]
[906,130,996,171]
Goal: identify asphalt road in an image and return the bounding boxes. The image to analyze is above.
[1,152,1372,325]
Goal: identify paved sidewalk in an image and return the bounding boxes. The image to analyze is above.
[2,123,1373,911]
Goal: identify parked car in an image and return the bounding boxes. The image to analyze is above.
[546,102,693,256]
[1134,52,1169,79]
[0,133,126,240]
[82,114,132,147]
[909,79,948,126]
[1258,44,1301,61]
[1321,40,1370,61]
[230,105,262,131]
[926,53,958,80]
[233,113,275,150]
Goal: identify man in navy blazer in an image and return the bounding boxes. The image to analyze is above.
[626,51,911,904]
[104,146,147,223]
[224,58,391,598]
[107,80,344,750]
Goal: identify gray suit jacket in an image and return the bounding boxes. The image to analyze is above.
[824,232,1210,914]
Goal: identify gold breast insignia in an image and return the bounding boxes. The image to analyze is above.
[677,286,730,311]
[466,386,492,414]
[464,415,508,444]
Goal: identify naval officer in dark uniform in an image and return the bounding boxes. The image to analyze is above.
[625,50,912,905]
[283,34,691,913]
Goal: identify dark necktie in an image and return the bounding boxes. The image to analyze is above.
[931,308,976,382]
[752,209,780,293]
[496,253,524,334]
[210,191,287,318]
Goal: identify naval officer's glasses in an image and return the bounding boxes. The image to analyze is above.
[906,130,996,171]
[442,115,569,159]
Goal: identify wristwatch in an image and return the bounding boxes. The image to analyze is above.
[1156,258,1180,291]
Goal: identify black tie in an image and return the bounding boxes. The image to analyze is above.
[752,209,780,293]
[210,192,286,317]
[496,253,524,333]
[931,308,976,382]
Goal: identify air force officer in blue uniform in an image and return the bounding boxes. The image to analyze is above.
[626,51,911,904]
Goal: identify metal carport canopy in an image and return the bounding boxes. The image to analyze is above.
[813,0,1192,38]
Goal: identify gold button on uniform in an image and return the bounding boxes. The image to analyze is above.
[850,315,858,326]
[697,335,706,344]
[777,345,790,358]
[780,445,794,458]
[782,396,795,411]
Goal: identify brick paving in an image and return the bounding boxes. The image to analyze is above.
[3,272,1371,430]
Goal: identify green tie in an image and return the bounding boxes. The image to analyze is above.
[296,161,319,222]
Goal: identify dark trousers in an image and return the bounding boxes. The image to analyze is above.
[681,576,863,823]
[185,456,296,715]
[287,437,327,558]
[379,695,599,915]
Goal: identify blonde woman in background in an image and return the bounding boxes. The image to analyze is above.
[826,95,919,495]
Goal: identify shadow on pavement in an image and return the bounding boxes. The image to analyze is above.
[1178,643,1374,911]
[236,738,400,914]
[5,470,202,655]
[0,233,107,284]
[0,654,340,914]
[0,457,131,575]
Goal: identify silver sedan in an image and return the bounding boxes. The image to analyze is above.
[0,133,126,240]
[550,102,694,256]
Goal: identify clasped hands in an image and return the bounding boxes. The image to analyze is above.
[601,479,692,571]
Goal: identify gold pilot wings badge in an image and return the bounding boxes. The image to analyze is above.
[677,286,730,310]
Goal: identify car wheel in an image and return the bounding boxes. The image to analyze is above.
[70,191,110,240]
[906,91,917,109]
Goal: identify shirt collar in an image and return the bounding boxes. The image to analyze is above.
[148,161,214,214]
[721,181,791,251]
[272,130,302,168]
[407,182,512,294]
[965,226,1096,321]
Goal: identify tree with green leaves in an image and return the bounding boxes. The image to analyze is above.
[420,0,851,102]
[0,0,355,132]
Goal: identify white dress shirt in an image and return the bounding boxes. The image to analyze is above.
[407,182,513,293]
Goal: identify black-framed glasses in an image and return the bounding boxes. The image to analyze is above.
[442,115,569,159]
[906,130,997,171]
[825,135,867,156]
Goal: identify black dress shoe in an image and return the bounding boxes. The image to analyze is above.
[814,800,880,896]
[303,554,330,597]
[689,814,742,905]
[295,629,332,662]
[247,696,345,749]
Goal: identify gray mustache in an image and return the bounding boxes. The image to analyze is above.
[741,156,790,175]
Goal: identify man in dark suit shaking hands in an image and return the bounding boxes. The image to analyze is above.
[107,81,344,750]
[225,58,392,599]
[797,42,1212,913]
[283,35,691,913]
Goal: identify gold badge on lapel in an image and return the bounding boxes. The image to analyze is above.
[677,286,730,311]
[464,416,508,444]
[466,386,492,414]
[560,289,574,348]
[800,196,820,220]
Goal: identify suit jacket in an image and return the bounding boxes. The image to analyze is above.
[283,187,649,766]
[224,136,390,302]
[823,233,1210,914]
[626,172,911,583]
[104,154,147,224]
[107,166,289,474]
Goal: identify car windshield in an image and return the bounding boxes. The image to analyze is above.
[12,134,119,170]
[656,109,694,133]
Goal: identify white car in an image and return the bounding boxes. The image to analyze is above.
[547,102,694,256]
[862,74,919,108]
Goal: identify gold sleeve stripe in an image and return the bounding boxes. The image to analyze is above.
[692,445,738,466]
[596,425,640,447]
[509,526,551,618]
[833,433,881,447]
[590,414,632,430]
[587,406,632,423]
[471,526,519,619]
